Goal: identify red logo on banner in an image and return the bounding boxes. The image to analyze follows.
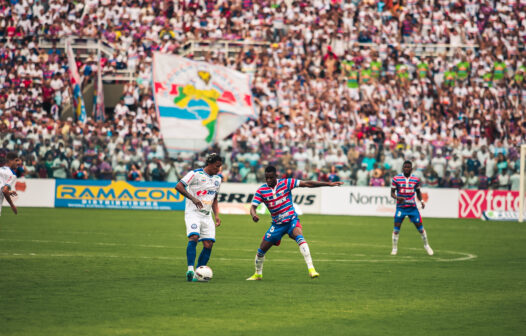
[15,181,27,192]
[459,190,523,218]
[459,190,485,218]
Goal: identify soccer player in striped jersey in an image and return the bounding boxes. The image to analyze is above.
[390,161,433,256]
[246,166,342,280]
[175,153,222,281]
[0,152,21,216]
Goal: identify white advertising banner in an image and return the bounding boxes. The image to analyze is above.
[321,186,458,218]
[3,178,56,208]
[217,183,321,215]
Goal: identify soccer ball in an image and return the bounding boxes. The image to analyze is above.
[195,266,213,281]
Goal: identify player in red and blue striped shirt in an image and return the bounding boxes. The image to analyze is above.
[246,166,342,280]
[390,161,434,256]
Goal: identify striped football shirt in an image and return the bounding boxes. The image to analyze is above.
[252,178,299,225]
[391,174,421,208]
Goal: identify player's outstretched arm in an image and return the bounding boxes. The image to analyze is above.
[2,186,17,215]
[298,180,343,188]
[175,181,203,209]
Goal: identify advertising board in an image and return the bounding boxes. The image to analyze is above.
[321,187,459,218]
[2,178,55,208]
[459,190,524,219]
[55,180,184,210]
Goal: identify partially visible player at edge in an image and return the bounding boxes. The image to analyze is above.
[390,161,433,256]
[247,166,343,280]
[175,154,222,282]
[0,152,21,216]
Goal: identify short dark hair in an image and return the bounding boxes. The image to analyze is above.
[403,160,412,166]
[205,153,222,165]
[265,166,277,174]
[6,152,19,161]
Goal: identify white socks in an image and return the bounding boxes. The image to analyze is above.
[392,233,399,250]
[255,255,265,275]
[299,243,314,269]
[420,230,429,246]
[188,266,194,272]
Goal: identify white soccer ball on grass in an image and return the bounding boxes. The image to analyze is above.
[195,266,213,282]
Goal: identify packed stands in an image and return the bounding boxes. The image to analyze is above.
[1,0,525,190]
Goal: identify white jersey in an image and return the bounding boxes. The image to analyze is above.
[0,166,16,190]
[0,166,16,215]
[180,168,221,215]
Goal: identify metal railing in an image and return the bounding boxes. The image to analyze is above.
[177,39,481,57]
[37,36,135,82]
[179,39,271,59]
[38,36,115,58]
[354,42,480,56]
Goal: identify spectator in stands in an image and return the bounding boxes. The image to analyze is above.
[356,164,369,187]
[369,168,385,187]
[127,163,142,181]
[74,163,89,180]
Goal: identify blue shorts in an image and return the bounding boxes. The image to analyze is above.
[394,207,422,224]
[263,218,301,245]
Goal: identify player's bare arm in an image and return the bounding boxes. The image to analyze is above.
[2,185,17,215]
[250,204,259,222]
[175,181,203,209]
[391,188,405,202]
[416,187,426,209]
[299,181,343,188]
[212,194,221,227]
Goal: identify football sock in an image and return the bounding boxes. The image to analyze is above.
[392,226,400,249]
[197,247,212,268]
[255,248,266,275]
[186,240,197,268]
[417,225,429,246]
[295,235,306,245]
[298,242,314,269]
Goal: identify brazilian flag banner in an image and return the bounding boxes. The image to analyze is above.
[153,53,257,154]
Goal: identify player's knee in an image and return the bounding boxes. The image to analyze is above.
[202,240,214,249]
[292,227,303,236]
[257,248,266,257]
[188,235,199,242]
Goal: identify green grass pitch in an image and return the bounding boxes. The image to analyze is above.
[1,208,525,335]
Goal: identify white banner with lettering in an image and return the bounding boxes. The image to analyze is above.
[321,186,458,218]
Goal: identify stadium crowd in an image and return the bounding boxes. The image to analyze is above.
[1,0,525,190]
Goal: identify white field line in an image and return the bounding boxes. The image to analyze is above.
[0,238,476,262]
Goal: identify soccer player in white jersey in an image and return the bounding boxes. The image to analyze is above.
[0,152,21,216]
[175,153,222,282]
[247,166,342,280]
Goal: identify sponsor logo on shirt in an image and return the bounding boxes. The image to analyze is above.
[196,190,217,196]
